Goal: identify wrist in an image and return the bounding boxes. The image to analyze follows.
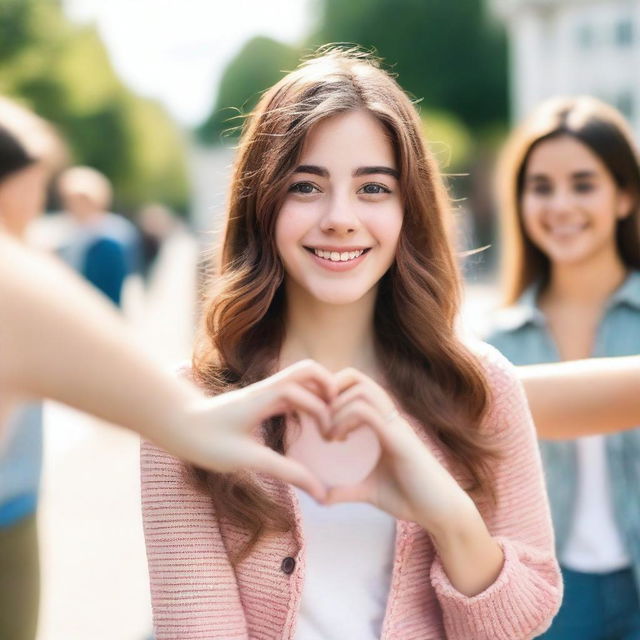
[423,493,484,549]
[139,377,201,447]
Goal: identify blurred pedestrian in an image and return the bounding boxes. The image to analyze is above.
[57,166,140,307]
[137,202,177,282]
[0,96,65,640]
[486,96,640,639]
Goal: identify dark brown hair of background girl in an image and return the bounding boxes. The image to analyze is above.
[191,47,500,563]
[497,96,640,306]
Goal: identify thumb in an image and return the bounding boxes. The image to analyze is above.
[244,443,328,503]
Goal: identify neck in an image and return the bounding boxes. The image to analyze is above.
[543,248,627,308]
[279,281,378,375]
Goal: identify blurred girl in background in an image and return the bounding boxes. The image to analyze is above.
[486,96,640,639]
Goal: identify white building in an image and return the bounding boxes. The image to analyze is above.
[492,0,640,135]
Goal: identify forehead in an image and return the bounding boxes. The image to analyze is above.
[525,135,607,176]
[299,110,396,168]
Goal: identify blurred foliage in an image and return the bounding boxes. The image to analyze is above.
[421,110,473,172]
[198,0,508,147]
[197,36,302,144]
[0,0,188,213]
[310,0,508,133]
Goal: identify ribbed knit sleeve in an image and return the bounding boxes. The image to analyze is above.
[430,345,562,640]
[140,441,249,639]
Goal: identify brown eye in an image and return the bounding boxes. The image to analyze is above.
[289,182,318,194]
[358,183,391,195]
[574,182,595,194]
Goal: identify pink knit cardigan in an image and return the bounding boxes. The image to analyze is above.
[141,344,562,639]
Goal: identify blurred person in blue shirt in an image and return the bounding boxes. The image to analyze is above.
[486,96,640,640]
[56,166,140,307]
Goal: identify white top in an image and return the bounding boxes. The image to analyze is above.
[293,488,396,640]
[561,435,631,573]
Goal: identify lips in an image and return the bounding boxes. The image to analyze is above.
[303,246,371,272]
[546,223,588,238]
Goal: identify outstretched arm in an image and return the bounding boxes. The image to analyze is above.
[0,234,334,497]
[518,357,640,439]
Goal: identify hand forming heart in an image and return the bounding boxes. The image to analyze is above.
[284,367,472,533]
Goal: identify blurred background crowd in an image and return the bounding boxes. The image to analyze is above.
[2,0,640,638]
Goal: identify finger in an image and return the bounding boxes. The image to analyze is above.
[331,400,379,437]
[276,360,338,402]
[330,401,399,451]
[252,382,331,433]
[328,405,367,441]
[243,443,328,502]
[331,384,366,414]
[333,367,364,394]
[277,384,332,434]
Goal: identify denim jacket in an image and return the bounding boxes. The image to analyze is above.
[485,271,640,591]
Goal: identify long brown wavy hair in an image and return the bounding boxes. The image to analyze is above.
[192,48,499,563]
[497,96,640,305]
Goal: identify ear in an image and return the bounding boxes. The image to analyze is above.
[616,190,634,220]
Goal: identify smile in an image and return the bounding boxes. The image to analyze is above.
[308,247,369,262]
[546,223,588,238]
[304,246,372,271]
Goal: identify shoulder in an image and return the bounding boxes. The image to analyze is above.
[464,338,529,434]
[465,338,520,393]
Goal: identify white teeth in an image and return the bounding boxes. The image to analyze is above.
[550,224,585,236]
[313,248,365,262]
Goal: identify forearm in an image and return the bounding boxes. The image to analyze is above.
[426,496,504,597]
[0,235,199,441]
[519,357,640,439]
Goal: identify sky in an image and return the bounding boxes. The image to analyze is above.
[63,0,317,127]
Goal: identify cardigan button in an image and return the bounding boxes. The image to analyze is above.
[281,556,296,574]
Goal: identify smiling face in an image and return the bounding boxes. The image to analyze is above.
[275,109,403,306]
[520,134,632,269]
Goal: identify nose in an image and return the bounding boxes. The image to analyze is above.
[547,188,575,215]
[320,191,359,234]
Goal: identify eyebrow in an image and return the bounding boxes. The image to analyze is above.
[526,170,598,182]
[294,164,400,180]
[571,170,597,180]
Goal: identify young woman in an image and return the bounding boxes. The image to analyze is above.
[141,49,562,640]
[486,96,640,639]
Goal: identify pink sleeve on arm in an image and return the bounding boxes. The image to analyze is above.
[430,345,563,640]
[140,441,249,640]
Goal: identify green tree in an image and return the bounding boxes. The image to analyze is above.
[0,0,189,213]
[197,36,302,144]
[310,0,508,133]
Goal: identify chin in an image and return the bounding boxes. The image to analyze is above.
[548,249,597,266]
[303,281,374,306]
